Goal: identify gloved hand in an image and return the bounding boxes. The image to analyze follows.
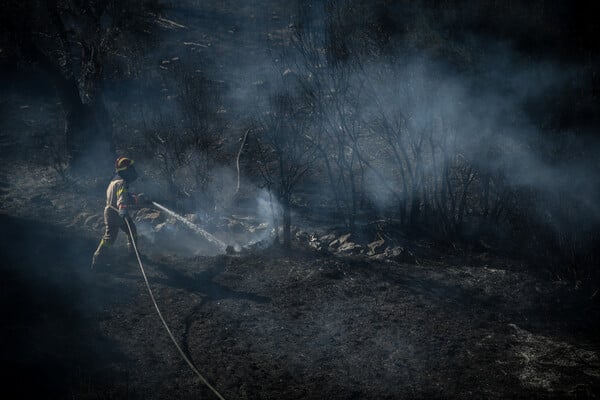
[118,207,128,218]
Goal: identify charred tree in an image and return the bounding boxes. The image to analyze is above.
[256,71,317,248]
[0,0,162,169]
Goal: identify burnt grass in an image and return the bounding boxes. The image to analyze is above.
[2,0,600,397]
[1,173,600,399]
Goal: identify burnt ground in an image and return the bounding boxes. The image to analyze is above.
[1,167,600,399]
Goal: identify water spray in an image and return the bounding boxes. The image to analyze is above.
[151,201,228,253]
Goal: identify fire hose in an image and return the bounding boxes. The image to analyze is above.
[124,217,226,400]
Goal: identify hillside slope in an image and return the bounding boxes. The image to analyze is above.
[1,166,598,399]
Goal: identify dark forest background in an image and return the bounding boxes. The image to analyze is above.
[1,0,599,286]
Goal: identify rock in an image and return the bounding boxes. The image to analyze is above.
[69,212,103,230]
[337,241,362,254]
[320,233,336,243]
[308,240,322,252]
[306,233,330,253]
[136,208,163,223]
[154,221,177,233]
[255,222,269,231]
[330,233,351,249]
[390,246,404,257]
[339,233,352,245]
[367,239,385,256]
[385,246,416,263]
[84,214,103,230]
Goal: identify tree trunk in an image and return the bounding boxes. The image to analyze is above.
[282,194,292,248]
[64,87,114,171]
[27,39,114,170]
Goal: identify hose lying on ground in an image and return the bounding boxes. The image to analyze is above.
[124,217,227,400]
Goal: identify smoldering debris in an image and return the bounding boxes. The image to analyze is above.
[133,197,279,257]
[151,201,228,252]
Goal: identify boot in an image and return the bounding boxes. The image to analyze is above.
[92,238,110,269]
[91,253,99,269]
[91,251,111,269]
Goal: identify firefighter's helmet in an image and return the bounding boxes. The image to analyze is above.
[115,156,135,172]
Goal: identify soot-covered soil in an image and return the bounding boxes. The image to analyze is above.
[98,251,600,399]
[1,168,599,399]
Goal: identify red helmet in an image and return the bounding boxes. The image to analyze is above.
[115,156,135,172]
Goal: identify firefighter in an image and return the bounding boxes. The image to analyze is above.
[92,156,145,268]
